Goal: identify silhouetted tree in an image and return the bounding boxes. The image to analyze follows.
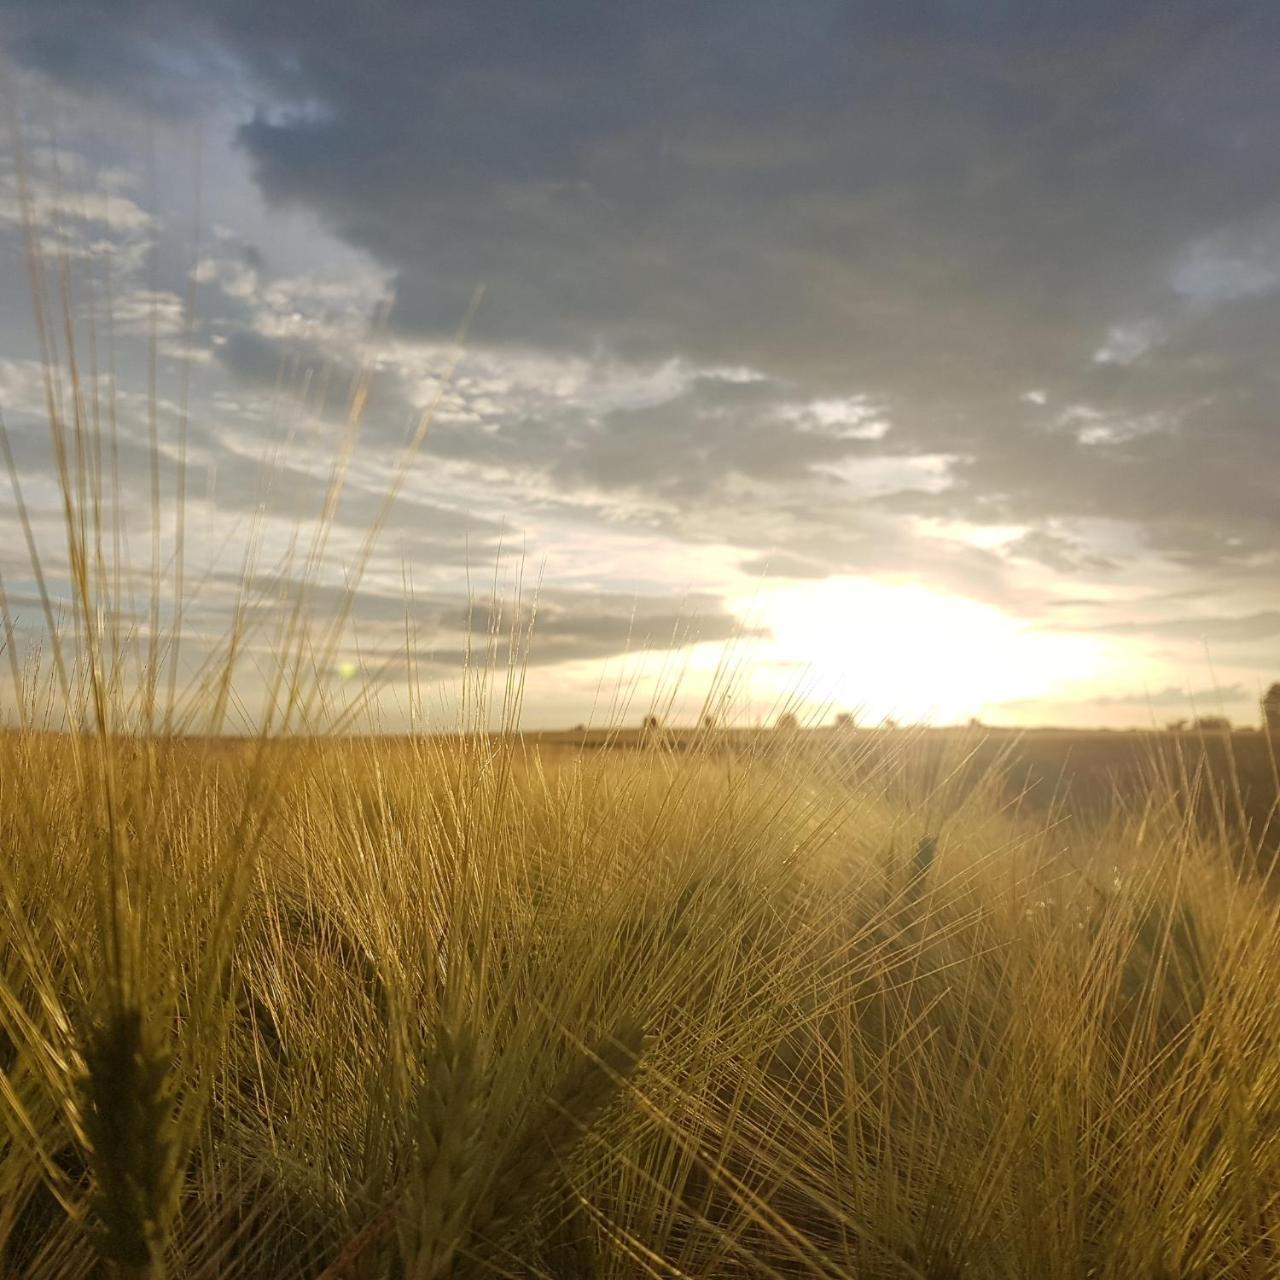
[1165,718,1188,733]
[641,714,661,732]
[1193,715,1231,732]
[834,712,855,730]
[775,712,799,732]
[1263,684,1280,735]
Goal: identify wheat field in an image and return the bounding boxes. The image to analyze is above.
[3,700,1280,1277]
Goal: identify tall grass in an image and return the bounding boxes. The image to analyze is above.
[2,156,1280,1278]
[5,717,1280,1277]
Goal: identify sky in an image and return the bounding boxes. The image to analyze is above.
[0,1,1277,729]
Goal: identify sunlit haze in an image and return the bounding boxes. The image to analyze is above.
[745,579,1110,725]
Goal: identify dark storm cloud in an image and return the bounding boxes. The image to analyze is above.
[6,1,1280,589]
[4,0,236,116]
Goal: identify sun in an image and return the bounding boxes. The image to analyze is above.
[746,577,1105,724]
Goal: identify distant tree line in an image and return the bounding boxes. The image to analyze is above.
[1265,684,1280,735]
[1163,687,1280,735]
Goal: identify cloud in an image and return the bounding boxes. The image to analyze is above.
[1084,683,1251,709]
[223,574,758,670]
[6,0,1280,687]
[1004,529,1117,575]
[1088,611,1280,644]
[460,587,762,667]
[996,683,1252,712]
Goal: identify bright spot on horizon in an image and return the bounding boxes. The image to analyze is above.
[749,577,1107,724]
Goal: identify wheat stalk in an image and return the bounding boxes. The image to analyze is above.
[77,1003,179,1278]
[470,1021,648,1249]
[399,1021,486,1280]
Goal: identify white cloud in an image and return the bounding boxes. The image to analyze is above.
[1092,320,1164,366]
[820,452,957,497]
[782,395,890,440]
[109,288,188,337]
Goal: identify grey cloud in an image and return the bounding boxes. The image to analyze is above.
[7,0,1280,649]
[205,450,510,555]
[549,375,877,499]
[449,588,762,667]
[16,3,1280,371]
[4,1,236,117]
[736,553,831,581]
[1082,683,1251,709]
[998,683,1251,712]
[1089,610,1280,644]
[228,575,757,668]
[211,326,953,585]
[216,0,1280,587]
[1005,530,1117,575]
[218,328,297,386]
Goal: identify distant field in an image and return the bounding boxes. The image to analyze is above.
[532,722,1280,848]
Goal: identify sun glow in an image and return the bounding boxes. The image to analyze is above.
[748,577,1107,724]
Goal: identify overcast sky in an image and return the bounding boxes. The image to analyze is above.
[1,2,1277,728]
